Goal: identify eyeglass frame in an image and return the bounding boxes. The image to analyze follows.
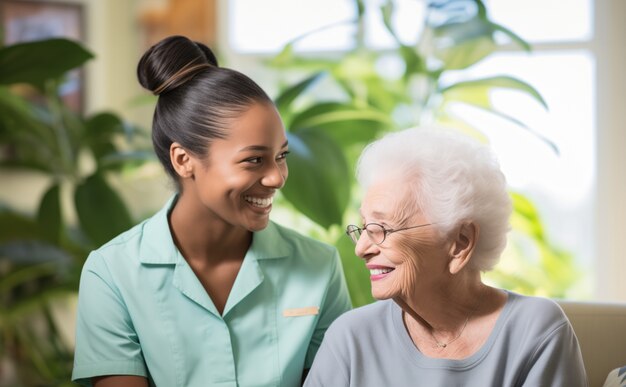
[345,222,434,245]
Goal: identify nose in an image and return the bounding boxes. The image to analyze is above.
[354,231,379,260]
[261,162,287,189]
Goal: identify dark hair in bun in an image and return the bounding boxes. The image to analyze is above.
[137,35,273,186]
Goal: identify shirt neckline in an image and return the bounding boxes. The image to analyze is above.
[389,290,517,370]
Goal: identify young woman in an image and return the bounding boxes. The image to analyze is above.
[72,35,352,387]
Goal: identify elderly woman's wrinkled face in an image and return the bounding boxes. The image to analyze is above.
[356,179,451,301]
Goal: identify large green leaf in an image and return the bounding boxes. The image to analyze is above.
[441,75,548,109]
[333,51,379,81]
[289,102,390,146]
[0,88,59,172]
[380,0,399,44]
[83,112,152,171]
[444,101,558,153]
[0,38,93,88]
[85,111,142,140]
[37,184,62,244]
[74,173,133,246]
[510,191,546,241]
[440,75,555,150]
[431,17,497,70]
[83,112,126,163]
[274,72,325,123]
[282,130,350,228]
[490,22,531,51]
[0,206,39,243]
[99,150,156,171]
[399,45,427,80]
[335,233,375,307]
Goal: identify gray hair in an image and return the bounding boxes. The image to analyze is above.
[356,126,512,271]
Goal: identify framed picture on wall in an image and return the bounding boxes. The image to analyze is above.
[0,0,86,113]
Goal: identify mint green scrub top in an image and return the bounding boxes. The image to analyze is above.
[72,197,352,386]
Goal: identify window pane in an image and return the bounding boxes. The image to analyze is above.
[229,0,592,54]
[228,0,425,53]
[486,0,593,43]
[229,0,355,53]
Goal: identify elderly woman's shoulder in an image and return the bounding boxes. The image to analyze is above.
[506,291,571,329]
[325,300,395,337]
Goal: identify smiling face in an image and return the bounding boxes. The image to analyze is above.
[356,178,451,301]
[182,102,289,232]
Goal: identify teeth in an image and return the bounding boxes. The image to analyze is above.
[244,195,273,208]
[370,268,393,275]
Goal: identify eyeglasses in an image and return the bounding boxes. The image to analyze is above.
[345,222,434,245]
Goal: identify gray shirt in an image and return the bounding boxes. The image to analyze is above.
[305,291,587,387]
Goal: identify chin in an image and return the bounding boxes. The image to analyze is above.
[371,286,397,301]
[247,218,270,232]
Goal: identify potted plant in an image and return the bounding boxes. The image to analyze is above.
[0,38,152,386]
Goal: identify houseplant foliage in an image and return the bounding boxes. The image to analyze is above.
[268,0,579,305]
[0,38,151,385]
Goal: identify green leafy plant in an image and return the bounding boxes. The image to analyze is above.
[0,38,152,386]
[267,0,580,305]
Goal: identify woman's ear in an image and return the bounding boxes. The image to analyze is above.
[448,222,479,275]
[170,142,194,179]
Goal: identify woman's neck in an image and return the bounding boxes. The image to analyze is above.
[397,284,507,358]
[168,192,252,264]
[396,274,486,332]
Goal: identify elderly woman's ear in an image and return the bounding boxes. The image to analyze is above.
[448,222,479,275]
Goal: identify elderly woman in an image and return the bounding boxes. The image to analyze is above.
[304,127,587,386]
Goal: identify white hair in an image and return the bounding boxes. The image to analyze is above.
[356,126,512,271]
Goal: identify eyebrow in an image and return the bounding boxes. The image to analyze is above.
[239,140,289,153]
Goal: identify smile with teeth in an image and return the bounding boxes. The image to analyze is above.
[244,195,273,208]
[370,268,394,275]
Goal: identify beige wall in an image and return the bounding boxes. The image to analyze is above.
[82,0,173,219]
[594,0,626,302]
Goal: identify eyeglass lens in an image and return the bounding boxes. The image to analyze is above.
[365,224,385,244]
[346,224,386,245]
[346,225,361,243]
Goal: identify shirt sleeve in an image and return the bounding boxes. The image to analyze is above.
[304,248,352,368]
[72,251,148,385]
[520,320,588,387]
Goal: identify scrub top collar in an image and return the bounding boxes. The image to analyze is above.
[136,195,294,318]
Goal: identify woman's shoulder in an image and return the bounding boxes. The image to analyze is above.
[504,291,570,332]
[92,196,180,262]
[327,300,393,335]
[508,291,566,315]
[83,208,166,274]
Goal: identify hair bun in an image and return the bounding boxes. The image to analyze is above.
[194,41,218,67]
[137,35,218,95]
